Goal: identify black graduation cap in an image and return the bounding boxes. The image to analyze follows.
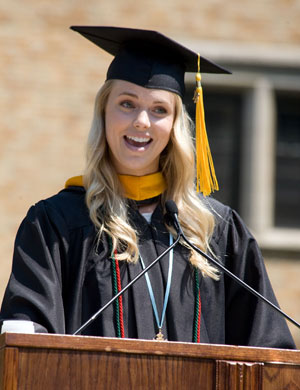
[70,26,230,97]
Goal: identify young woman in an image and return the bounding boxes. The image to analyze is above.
[0,26,296,348]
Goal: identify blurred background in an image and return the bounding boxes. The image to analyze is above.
[0,0,299,347]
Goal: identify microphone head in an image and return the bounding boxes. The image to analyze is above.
[165,200,178,215]
[165,200,182,235]
[163,213,173,227]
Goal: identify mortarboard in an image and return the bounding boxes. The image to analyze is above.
[70,26,231,196]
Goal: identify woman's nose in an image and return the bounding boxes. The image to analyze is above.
[133,110,151,130]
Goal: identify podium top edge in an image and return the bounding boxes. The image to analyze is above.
[1,332,299,364]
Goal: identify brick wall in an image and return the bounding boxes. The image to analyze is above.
[0,0,299,347]
[265,259,300,348]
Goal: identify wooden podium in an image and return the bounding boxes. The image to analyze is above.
[0,333,299,390]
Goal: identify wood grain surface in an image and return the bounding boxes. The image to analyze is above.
[1,333,299,390]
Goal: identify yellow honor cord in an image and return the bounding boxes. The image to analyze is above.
[193,54,219,196]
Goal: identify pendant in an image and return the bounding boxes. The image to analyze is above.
[155,328,165,341]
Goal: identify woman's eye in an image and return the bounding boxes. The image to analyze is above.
[120,100,134,109]
[153,106,167,114]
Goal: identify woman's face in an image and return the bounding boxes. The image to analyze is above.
[105,80,176,176]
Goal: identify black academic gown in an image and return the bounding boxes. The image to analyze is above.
[0,186,296,349]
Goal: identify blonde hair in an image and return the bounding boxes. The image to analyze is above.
[84,80,219,279]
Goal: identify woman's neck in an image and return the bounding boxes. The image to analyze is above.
[138,202,158,214]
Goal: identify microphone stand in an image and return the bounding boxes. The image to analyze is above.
[73,233,181,335]
[171,210,300,330]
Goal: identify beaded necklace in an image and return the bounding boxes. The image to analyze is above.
[110,238,201,342]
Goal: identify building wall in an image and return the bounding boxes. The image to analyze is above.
[0,0,299,346]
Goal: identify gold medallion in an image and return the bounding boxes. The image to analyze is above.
[155,328,165,341]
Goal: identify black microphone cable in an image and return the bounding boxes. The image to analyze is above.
[165,200,300,330]
[73,229,181,335]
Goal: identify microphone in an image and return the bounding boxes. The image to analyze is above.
[73,224,181,335]
[165,200,300,330]
[165,200,184,235]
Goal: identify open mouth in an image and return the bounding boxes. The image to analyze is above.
[124,135,152,148]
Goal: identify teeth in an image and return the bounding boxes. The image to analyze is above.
[126,135,150,143]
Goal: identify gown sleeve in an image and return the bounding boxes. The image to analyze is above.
[218,206,296,349]
[0,201,69,334]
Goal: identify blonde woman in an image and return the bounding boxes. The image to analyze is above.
[0,27,295,348]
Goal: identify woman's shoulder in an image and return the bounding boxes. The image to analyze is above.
[26,186,91,231]
[202,196,250,244]
[203,196,258,253]
[201,196,232,222]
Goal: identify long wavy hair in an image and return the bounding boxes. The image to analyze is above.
[84,80,219,279]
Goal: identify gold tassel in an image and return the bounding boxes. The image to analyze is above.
[193,54,219,196]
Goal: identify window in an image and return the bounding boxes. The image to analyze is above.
[275,91,300,228]
[184,60,300,250]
